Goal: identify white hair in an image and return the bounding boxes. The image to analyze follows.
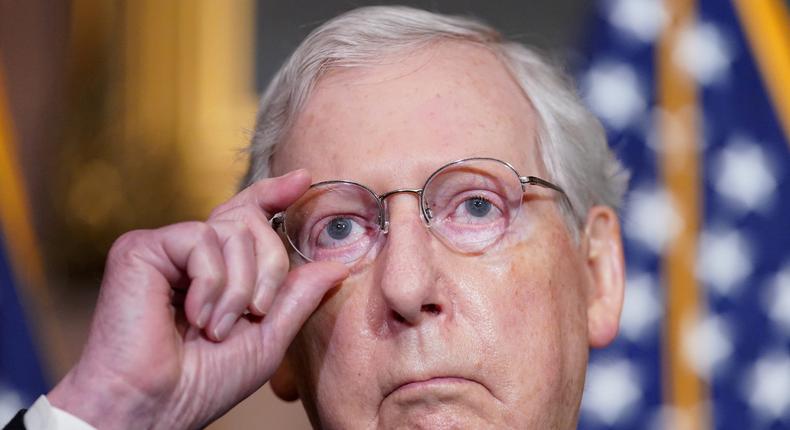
[242,5,629,234]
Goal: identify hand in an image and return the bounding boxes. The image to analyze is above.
[48,169,348,430]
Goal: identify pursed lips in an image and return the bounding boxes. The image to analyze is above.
[384,375,483,399]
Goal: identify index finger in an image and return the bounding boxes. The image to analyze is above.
[212,168,311,218]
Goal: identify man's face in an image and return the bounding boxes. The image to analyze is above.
[271,42,623,429]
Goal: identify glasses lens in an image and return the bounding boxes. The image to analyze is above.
[422,159,523,252]
[284,182,383,263]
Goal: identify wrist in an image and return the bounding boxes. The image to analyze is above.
[48,368,158,430]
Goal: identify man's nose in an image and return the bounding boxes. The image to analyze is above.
[375,194,447,326]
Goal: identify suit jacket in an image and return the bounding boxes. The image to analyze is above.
[4,410,26,430]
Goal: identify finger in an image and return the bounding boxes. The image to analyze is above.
[206,222,257,341]
[211,169,311,219]
[258,262,349,367]
[209,205,289,315]
[144,222,227,330]
[109,223,227,331]
[250,227,289,314]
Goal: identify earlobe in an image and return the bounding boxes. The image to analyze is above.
[270,357,300,402]
[583,206,626,348]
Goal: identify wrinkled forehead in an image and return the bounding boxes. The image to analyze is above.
[271,41,544,191]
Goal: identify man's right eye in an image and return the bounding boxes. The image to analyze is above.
[299,214,378,263]
[312,215,368,249]
[325,217,354,240]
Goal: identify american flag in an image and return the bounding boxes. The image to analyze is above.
[576,0,790,429]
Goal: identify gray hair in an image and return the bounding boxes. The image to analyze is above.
[242,5,629,234]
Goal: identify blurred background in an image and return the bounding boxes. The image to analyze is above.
[1,0,788,429]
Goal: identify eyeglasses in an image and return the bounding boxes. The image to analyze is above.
[271,157,568,265]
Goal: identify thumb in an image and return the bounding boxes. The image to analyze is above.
[213,169,312,218]
[258,261,349,368]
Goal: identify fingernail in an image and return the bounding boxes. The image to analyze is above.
[252,289,269,315]
[251,278,274,314]
[212,313,236,340]
[197,304,213,328]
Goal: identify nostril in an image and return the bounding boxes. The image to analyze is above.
[391,311,406,323]
[389,305,442,324]
[421,303,441,314]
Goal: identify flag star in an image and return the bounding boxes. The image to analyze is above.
[712,136,778,214]
[607,0,667,43]
[682,314,733,380]
[582,359,642,425]
[762,263,790,336]
[743,351,790,421]
[624,184,682,254]
[620,272,663,342]
[673,21,733,85]
[581,61,647,130]
[697,227,753,296]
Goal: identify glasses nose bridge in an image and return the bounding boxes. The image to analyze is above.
[377,188,426,232]
[379,188,423,200]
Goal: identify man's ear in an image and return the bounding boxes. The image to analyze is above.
[270,356,299,402]
[583,205,625,348]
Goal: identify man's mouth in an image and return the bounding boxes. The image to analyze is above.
[385,376,480,399]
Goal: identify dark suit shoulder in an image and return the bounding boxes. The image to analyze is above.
[3,410,27,430]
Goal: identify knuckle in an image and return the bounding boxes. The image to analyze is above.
[254,218,282,243]
[190,221,218,245]
[228,220,252,239]
[210,220,253,245]
[263,245,290,274]
[202,266,226,290]
[108,230,151,263]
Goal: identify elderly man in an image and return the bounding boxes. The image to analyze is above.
[10,5,627,429]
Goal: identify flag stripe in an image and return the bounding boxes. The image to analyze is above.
[656,0,710,427]
[733,0,790,145]
[0,61,64,387]
[0,64,46,290]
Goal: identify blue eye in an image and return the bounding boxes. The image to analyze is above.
[465,197,492,217]
[312,215,374,259]
[326,217,353,240]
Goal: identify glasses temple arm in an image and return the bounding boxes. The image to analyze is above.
[520,176,575,211]
[520,176,562,192]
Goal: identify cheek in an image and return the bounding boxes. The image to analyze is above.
[295,284,359,378]
[291,277,381,419]
[496,211,590,337]
[501,239,587,334]
[477,228,589,410]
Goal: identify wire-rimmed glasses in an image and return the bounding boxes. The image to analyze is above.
[270,157,568,265]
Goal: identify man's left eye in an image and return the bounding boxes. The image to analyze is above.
[449,195,503,224]
[465,197,492,217]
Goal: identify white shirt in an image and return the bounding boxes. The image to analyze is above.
[23,396,95,430]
